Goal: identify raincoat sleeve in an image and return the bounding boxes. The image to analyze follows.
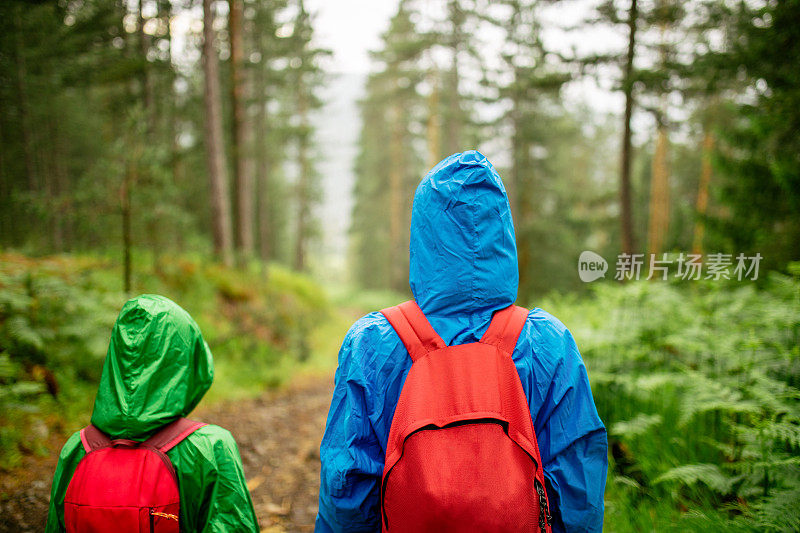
[316,321,385,532]
[45,432,85,533]
[524,311,607,533]
[172,425,259,533]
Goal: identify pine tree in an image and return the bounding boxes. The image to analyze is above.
[482,0,570,297]
[228,0,255,260]
[251,0,290,265]
[285,0,328,272]
[350,0,427,291]
[643,0,681,257]
[202,0,234,266]
[429,0,484,158]
[619,0,638,256]
[705,0,800,268]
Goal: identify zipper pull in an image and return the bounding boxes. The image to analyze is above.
[535,478,551,530]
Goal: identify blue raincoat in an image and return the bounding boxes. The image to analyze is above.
[316,151,607,532]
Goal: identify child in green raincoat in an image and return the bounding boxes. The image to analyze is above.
[45,294,259,532]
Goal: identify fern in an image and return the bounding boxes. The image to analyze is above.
[611,413,663,439]
[541,274,800,531]
[761,421,800,449]
[655,464,736,494]
[752,488,800,532]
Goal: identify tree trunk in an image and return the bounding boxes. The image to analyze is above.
[0,117,6,214]
[647,2,671,259]
[619,0,638,256]
[389,103,405,291]
[0,116,8,243]
[444,0,463,155]
[692,130,714,255]
[294,84,310,272]
[122,161,133,294]
[138,0,156,136]
[255,70,271,264]
[202,0,234,266]
[229,0,255,259]
[165,0,183,251]
[47,117,65,252]
[13,8,37,192]
[426,72,441,168]
[647,115,670,256]
[511,90,533,296]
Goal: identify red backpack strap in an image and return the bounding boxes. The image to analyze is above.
[143,418,208,453]
[480,304,530,355]
[380,300,446,362]
[80,425,112,453]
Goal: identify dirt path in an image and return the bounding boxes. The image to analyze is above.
[0,375,334,533]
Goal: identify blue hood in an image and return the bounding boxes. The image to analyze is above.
[409,150,519,317]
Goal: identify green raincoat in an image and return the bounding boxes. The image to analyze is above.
[45,294,259,532]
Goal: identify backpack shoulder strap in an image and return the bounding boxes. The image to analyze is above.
[480,304,530,355]
[380,300,446,362]
[80,425,112,453]
[144,418,208,453]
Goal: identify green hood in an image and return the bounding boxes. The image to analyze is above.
[91,294,214,439]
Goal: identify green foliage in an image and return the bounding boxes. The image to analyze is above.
[0,254,120,468]
[541,276,800,531]
[704,0,800,269]
[0,354,47,469]
[350,0,427,291]
[655,463,735,494]
[0,0,329,271]
[611,413,663,439]
[0,253,331,469]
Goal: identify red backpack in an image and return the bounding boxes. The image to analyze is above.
[64,417,206,532]
[380,301,552,532]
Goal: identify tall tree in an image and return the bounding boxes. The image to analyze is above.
[137,0,155,136]
[350,74,393,289]
[692,127,713,255]
[350,0,427,290]
[12,6,37,194]
[443,0,465,154]
[709,0,800,267]
[202,0,234,266]
[287,0,327,272]
[645,0,674,257]
[251,0,289,265]
[619,0,638,256]
[571,0,651,256]
[429,0,483,159]
[482,0,569,296]
[425,71,442,168]
[228,0,255,259]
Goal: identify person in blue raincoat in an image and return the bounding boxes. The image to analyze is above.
[316,150,607,532]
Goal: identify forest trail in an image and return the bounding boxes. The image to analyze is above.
[0,374,334,533]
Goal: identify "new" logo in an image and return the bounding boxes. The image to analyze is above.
[578,251,608,282]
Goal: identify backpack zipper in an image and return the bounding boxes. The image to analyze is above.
[149,507,155,532]
[534,478,551,532]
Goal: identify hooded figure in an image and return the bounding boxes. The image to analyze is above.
[316,151,607,532]
[46,294,258,532]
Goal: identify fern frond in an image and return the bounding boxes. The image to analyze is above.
[611,413,663,439]
[655,463,735,494]
[752,488,800,532]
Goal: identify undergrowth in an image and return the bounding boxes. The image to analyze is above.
[540,272,800,532]
[0,252,330,469]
